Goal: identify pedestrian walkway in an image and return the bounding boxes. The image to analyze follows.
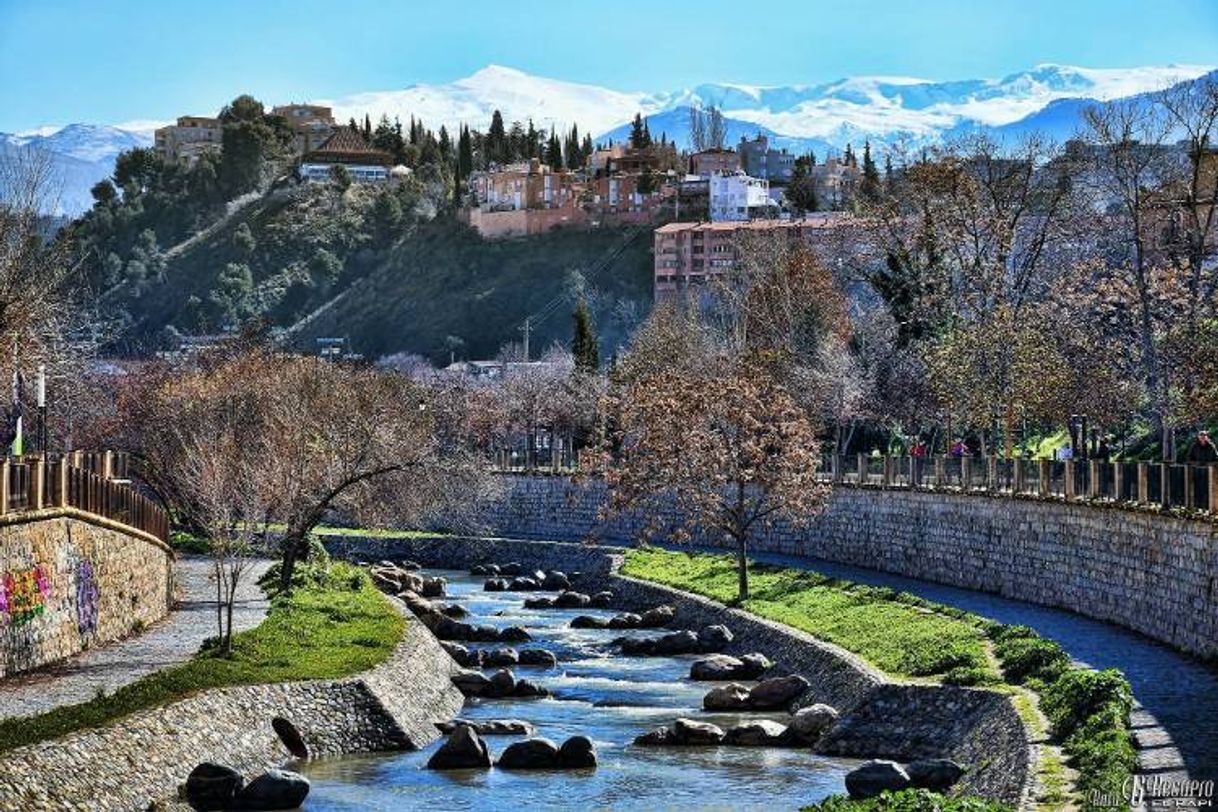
[722,546,1218,785]
[0,556,272,720]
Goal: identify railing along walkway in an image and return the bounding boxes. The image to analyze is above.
[0,450,169,542]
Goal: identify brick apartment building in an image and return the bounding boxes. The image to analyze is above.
[652,214,853,297]
[154,116,223,164]
[271,104,337,155]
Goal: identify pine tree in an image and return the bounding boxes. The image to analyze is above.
[363,114,372,141]
[786,155,818,215]
[571,298,599,373]
[861,140,881,202]
[457,125,473,179]
[488,110,507,165]
[545,130,563,169]
[884,154,894,190]
[629,113,647,149]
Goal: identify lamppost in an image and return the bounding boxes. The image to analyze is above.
[36,365,46,455]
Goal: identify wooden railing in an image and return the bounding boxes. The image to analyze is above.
[817,453,1218,516]
[0,451,168,542]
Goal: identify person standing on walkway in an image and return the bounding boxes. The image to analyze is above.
[1187,430,1217,464]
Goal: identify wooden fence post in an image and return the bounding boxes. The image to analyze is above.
[1088,461,1100,498]
[102,450,114,480]
[934,457,944,489]
[856,453,867,484]
[1183,465,1195,510]
[1137,463,1149,502]
[1013,458,1025,494]
[1210,466,1218,516]
[0,459,9,515]
[1112,463,1123,503]
[1064,460,1075,499]
[1159,462,1171,508]
[1038,460,1050,497]
[987,456,998,492]
[30,457,44,510]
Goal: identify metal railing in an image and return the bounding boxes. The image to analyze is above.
[818,453,1218,516]
[0,451,168,542]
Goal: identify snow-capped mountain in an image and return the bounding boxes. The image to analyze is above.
[6,62,1214,215]
[1,123,155,215]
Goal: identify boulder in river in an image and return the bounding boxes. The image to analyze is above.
[846,760,911,799]
[513,678,551,698]
[484,578,510,592]
[634,718,726,746]
[589,591,614,608]
[483,647,520,667]
[723,720,793,747]
[508,577,541,591]
[906,758,964,791]
[638,605,676,628]
[440,603,468,619]
[619,630,700,656]
[698,624,733,652]
[689,653,771,681]
[470,564,489,575]
[747,675,810,710]
[427,725,493,770]
[518,648,558,668]
[451,670,493,697]
[607,612,642,629]
[184,762,243,811]
[571,615,610,629]
[271,716,309,759]
[788,704,839,744]
[499,625,531,642]
[487,668,517,697]
[500,562,523,576]
[554,591,591,608]
[542,571,571,591]
[438,719,536,736]
[497,737,561,769]
[703,682,752,711]
[558,735,598,768]
[420,576,447,598]
[524,596,555,609]
[231,769,310,811]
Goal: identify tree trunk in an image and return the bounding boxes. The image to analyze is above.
[736,533,749,602]
[279,530,309,592]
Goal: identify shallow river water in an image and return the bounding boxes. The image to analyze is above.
[299,569,856,811]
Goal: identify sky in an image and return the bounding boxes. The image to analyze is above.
[1,0,1216,132]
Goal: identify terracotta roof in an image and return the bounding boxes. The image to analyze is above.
[655,215,853,234]
[302,126,393,166]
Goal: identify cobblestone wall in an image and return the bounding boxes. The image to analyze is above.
[0,606,464,811]
[0,513,174,677]
[462,475,1218,658]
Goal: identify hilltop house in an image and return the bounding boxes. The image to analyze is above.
[738,134,796,183]
[271,103,337,155]
[299,126,394,183]
[154,116,223,164]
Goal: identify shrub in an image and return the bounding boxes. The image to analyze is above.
[1041,668,1133,739]
[804,789,1010,811]
[942,665,998,686]
[994,636,1071,684]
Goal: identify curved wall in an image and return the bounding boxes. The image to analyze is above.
[467,475,1218,658]
[0,512,174,677]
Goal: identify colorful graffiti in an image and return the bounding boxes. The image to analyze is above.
[3,566,52,626]
[76,560,100,634]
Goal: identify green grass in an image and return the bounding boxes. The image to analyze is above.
[621,549,991,679]
[0,561,404,753]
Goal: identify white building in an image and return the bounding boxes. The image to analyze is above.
[709,171,776,222]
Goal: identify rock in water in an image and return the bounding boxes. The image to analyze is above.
[554,590,591,608]
[518,648,558,668]
[483,647,520,666]
[846,760,912,799]
[427,725,493,770]
[558,735,598,768]
[570,615,610,629]
[723,720,792,746]
[690,654,746,680]
[499,625,531,642]
[497,737,561,769]
[703,682,752,711]
[451,670,492,696]
[271,717,309,759]
[672,718,726,745]
[542,571,571,591]
[747,675,810,710]
[437,719,536,736]
[589,591,614,608]
[232,769,310,811]
[184,763,243,811]
[788,704,839,744]
[698,624,733,652]
[906,758,964,791]
[738,653,773,677]
[638,604,676,627]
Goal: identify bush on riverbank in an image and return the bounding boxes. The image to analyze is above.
[0,561,403,752]
[804,789,1010,811]
[1041,668,1137,806]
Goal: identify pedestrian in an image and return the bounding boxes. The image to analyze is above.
[1096,437,1112,462]
[949,438,967,458]
[1187,430,1217,464]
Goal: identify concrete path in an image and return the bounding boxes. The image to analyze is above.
[0,556,272,720]
[711,546,1218,786]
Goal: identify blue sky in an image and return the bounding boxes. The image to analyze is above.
[1,0,1216,132]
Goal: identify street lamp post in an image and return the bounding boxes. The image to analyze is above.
[36,365,46,455]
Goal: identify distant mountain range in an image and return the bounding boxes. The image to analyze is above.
[4,63,1213,215]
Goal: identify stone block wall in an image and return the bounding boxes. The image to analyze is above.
[0,513,174,677]
[0,606,465,811]
[460,475,1218,659]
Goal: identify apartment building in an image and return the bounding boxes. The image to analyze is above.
[738,134,796,183]
[464,158,586,238]
[154,116,222,164]
[271,103,336,155]
[708,172,777,221]
[690,149,740,177]
[653,214,853,297]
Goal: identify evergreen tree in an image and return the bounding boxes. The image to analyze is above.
[363,114,372,141]
[571,298,599,373]
[860,140,881,203]
[488,110,507,165]
[642,119,652,148]
[786,155,818,215]
[629,113,647,149]
[457,125,473,179]
[545,129,563,169]
[581,134,593,160]
[884,154,894,190]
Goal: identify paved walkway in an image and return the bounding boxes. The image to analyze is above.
[708,546,1218,785]
[0,556,272,720]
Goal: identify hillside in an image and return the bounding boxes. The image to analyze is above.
[104,180,654,363]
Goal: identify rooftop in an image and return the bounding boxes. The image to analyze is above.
[655,214,853,234]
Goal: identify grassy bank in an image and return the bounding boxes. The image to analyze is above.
[0,560,404,752]
[622,548,1136,811]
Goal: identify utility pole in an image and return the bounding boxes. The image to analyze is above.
[520,318,531,362]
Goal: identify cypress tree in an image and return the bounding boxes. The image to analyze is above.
[571,299,599,373]
[457,125,473,179]
[861,141,881,202]
[488,110,507,165]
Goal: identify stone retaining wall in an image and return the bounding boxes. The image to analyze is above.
[0,513,174,678]
[0,604,464,812]
[325,535,1032,807]
[462,475,1218,658]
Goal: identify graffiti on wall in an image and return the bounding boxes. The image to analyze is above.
[76,560,100,634]
[1,566,52,626]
